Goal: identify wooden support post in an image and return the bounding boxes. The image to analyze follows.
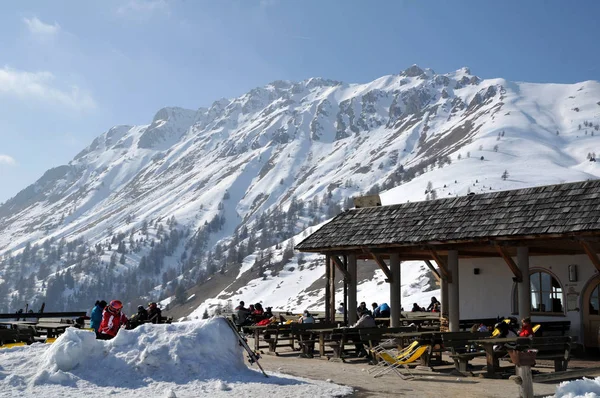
[495,244,523,282]
[517,247,531,320]
[325,255,331,323]
[348,254,358,325]
[329,257,336,323]
[390,253,401,328]
[511,365,534,398]
[367,251,393,282]
[447,250,460,332]
[343,255,348,326]
[441,278,449,319]
[331,255,352,281]
[424,260,441,282]
[429,249,451,283]
[580,240,600,272]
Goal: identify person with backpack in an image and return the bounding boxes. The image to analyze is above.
[90,300,107,334]
[98,300,127,340]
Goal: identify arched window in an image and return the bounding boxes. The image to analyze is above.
[513,270,564,314]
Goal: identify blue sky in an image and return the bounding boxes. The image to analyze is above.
[0,0,599,202]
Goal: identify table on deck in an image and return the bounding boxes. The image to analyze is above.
[469,337,518,377]
[243,325,271,352]
[35,323,71,338]
[0,320,38,327]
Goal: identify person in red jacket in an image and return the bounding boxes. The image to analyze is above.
[97,300,128,340]
[519,317,534,337]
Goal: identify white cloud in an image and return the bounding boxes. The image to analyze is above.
[117,0,170,18]
[23,17,60,37]
[0,66,96,112]
[0,155,16,166]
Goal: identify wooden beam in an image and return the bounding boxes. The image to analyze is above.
[429,249,451,283]
[423,260,441,282]
[495,244,523,282]
[325,255,331,323]
[580,240,600,272]
[331,255,352,282]
[366,250,393,283]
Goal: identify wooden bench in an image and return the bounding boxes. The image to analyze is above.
[290,322,338,357]
[536,321,570,337]
[323,327,366,360]
[0,326,35,346]
[509,336,572,371]
[444,331,492,372]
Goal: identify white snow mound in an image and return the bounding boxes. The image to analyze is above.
[0,318,353,397]
[550,377,600,398]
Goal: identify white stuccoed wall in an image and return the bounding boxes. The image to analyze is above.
[459,254,599,345]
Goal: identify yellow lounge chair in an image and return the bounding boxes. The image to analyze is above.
[372,345,429,379]
[45,337,57,344]
[368,340,420,373]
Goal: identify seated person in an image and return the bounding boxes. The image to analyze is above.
[235,305,251,327]
[299,310,315,324]
[356,302,372,318]
[351,309,377,357]
[147,302,162,324]
[518,317,534,337]
[411,303,422,312]
[427,297,440,312]
[493,320,518,351]
[372,303,390,318]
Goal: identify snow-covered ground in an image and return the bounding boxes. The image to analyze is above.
[0,318,352,398]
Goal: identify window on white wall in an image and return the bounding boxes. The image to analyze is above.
[512,270,564,314]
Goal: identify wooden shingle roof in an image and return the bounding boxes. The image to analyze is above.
[296,179,600,252]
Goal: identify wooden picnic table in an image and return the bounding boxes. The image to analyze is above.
[469,337,518,377]
[35,323,71,338]
[0,320,38,326]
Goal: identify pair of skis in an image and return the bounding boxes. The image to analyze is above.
[224,317,268,378]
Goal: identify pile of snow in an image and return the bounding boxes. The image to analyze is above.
[549,377,600,398]
[0,318,352,397]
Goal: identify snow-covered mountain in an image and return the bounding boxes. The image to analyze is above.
[0,65,599,315]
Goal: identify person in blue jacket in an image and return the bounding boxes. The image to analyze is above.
[90,300,107,333]
[372,302,391,318]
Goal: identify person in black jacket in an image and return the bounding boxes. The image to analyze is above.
[148,302,162,324]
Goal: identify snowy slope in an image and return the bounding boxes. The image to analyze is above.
[0,65,598,315]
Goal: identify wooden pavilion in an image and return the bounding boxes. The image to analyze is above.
[295,179,600,347]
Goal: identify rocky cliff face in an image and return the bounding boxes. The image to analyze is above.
[0,65,599,314]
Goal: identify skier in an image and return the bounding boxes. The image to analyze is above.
[90,300,107,333]
[97,300,128,340]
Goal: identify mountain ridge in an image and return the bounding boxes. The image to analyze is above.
[0,65,598,315]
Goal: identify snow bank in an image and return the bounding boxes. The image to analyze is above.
[0,318,352,397]
[549,377,600,398]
